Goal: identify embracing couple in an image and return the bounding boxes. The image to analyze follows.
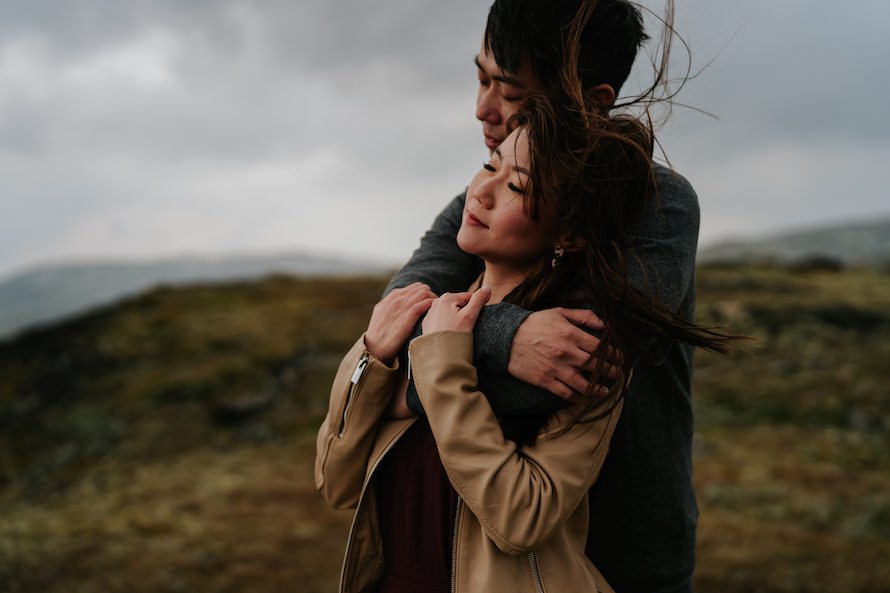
[316,1,733,592]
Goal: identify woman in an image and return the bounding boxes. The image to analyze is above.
[315,90,733,592]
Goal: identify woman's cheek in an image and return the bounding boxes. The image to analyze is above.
[456,224,478,254]
[502,212,538,242]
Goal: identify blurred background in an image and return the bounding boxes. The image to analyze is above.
[1,1,889,592]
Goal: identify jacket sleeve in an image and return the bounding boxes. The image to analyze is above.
[408,331,623,555]
[315,335,401,510]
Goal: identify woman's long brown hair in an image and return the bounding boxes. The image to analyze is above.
[502,0,740,433]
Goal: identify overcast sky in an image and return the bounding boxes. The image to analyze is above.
[1,0,888,280]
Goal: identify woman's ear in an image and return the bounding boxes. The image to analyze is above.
[556,234,586,253]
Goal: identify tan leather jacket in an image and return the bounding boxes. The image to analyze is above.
[316,331,622,593]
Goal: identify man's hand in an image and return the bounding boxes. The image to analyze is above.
[508,308,621,401]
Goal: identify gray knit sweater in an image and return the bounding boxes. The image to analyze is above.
[385,163,700,593]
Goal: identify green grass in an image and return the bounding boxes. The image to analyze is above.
[691,263,890,592]
[1,265,889,592]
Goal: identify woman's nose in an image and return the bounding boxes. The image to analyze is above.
[472,177,496,209]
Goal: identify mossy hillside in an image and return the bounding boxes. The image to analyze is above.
[2,265,889,593]
[0,275,388,500]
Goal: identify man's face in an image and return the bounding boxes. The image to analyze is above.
[475,41,537,153]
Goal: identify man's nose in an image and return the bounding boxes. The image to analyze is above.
[476,86,503,124]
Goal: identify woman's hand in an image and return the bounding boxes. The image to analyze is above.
[422,287,492,334]
[365,283,438,364]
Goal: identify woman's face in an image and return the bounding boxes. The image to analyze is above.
[457,127,557,270]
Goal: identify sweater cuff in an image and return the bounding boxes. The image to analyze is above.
[473,303,533,370]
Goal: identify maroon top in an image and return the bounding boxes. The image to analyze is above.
[375,416,459,593]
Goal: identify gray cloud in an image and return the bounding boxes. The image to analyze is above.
[666,0,890,144]
[0,0,887,278]
[635,0,890,243]
[0,0,488,278]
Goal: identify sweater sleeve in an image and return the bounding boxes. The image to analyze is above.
[626,165,700,315]
[394,169,699,416]
[623,166,700,362]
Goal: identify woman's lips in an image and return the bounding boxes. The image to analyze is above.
[467,212,489,228]
[483,133,502,150]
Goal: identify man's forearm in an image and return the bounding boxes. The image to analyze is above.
[395,166,702,417]
[402,289,564,418]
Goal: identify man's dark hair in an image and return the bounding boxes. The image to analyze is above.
[484,0,648,97]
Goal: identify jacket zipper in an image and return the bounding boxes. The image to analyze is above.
[449,499,545,593]
[450,497,463,593]
[338,420,415,593]
[528,551,545,593]
[338,353,370,438]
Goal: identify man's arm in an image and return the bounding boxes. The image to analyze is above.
[393,169,699,414]
[626,165,700,316]
[504,165,700,397]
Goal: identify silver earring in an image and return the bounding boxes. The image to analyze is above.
[551,246,565,269]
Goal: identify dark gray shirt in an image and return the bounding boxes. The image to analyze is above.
[385,164,700,593]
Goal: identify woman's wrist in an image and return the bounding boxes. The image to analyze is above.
[362,333,395,366]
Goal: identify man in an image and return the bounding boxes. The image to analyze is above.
[386,1,701,591]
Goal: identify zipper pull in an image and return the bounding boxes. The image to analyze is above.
[406,350,412,381]
[351,353,370,384]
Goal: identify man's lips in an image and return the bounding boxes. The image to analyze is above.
[467,211,489,228]
[483,132,503,149]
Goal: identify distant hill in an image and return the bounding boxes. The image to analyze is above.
[0,252,393,340]
[699,217,890,265]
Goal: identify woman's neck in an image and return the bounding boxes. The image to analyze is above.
[480,262,528,304]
